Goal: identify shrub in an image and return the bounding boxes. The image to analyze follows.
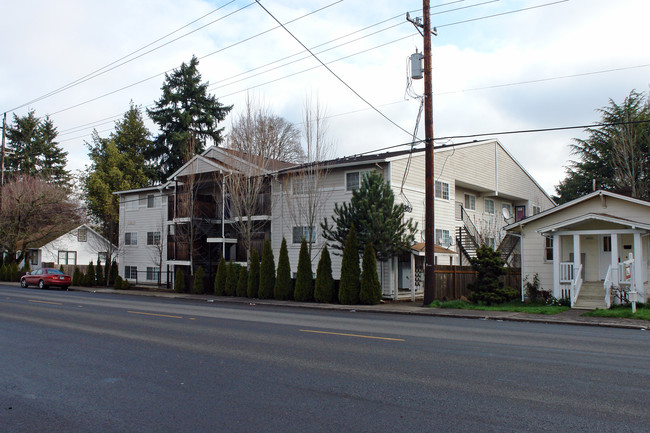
[314,245,335,303]
[339,225,360,305]
[86,261,96,287]
[174,269,186,293]
[193,266,205,294]
[95,261,104,286]
[59,265,64,273]
[247,249,260,298]
[258,240,275,299]
[294,238,313,302]
[225,261,238,296]
[236,266,248,297]
[72,267,82,286]
[525,273,541,302]
[120,278,130,290]
[468,245,517,305]
[114,274,123,290]
[108,259,118,287]
[359,243,381,305]
[9,262,19,282]
[214,258,227,296]
[0,264,7,281]
[274,237,292,300]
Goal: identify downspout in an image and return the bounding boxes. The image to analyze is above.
[495,141,499,196]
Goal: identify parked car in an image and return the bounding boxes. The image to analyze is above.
[20,268,71,290]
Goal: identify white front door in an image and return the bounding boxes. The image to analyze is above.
[598,235,611,280]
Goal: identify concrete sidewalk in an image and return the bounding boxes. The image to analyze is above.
[63,285,649,331]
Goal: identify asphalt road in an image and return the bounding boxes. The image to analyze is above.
[1,285,649,433]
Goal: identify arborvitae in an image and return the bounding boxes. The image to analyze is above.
[114,274,123,290]
[104,260,110,286]
[193,266,205,294]
[236,265,248,297]
[72,267,82,286]
[59,265,64,273]
[247,249,260,298]
[294,238,313,302]
[109,259,118,287]
[0,264,6,281]
[120,278,130,290]
[258,240,275,299]
[359,243,381,305]
[86,261,96,286]
[314,245,335,303]
[214,257,227,295]
[95,261,104,286]
[10,262,19,282]
[274,237,292,300]
[225,261,238,296]
[338,224,360,305]
[174,269,186,293]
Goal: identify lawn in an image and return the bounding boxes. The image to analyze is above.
[427,299,570,315]
[582,304,650,321]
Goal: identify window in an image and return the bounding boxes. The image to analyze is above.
[346,171,361,191]
[77,228,87,242]
[58,251,77,265]
[435,229,450,247]
[533,205,542,215]
[98,252,108,265]
[125,196,138,211]
[502,203,512,216]
[292,226,316,244]
[125,266,138,280]
[485,237,495,249]
[125,232,137,246]
[29,250,39,266]
[293,176,314,195]
[435,181,449,200]
[545,236,553,262]
[146,267,160,281]
[147,194,160,208]
[147,231,161,246]
[603,236,611,252]
[484,199,495,215]
[168,225,175,236]
[464,193,476,210]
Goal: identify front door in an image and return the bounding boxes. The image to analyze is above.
[598,235,611,280]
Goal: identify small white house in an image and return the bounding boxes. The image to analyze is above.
[506,190,650,309]
[24,224,116,269]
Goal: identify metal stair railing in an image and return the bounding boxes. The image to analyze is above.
[459,205,483,248]
[497,232,520,262]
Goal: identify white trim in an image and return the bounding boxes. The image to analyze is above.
[536,213,650,234]
[206,238,238,244]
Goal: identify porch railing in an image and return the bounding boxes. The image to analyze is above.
[604,265,613,309]
[571,263,583,308]
[559,262,574,283]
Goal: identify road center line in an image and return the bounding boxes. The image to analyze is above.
[28,300,62,305]
[300,329,404,341]
[127,311,183,319]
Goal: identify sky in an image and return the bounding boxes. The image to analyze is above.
[1,0,648,196]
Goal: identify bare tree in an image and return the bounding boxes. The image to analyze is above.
[283,95,336,260]
[0,176,83,264]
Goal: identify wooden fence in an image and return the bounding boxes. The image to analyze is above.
[429,265,521,300]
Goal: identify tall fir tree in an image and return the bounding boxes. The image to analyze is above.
[147,56,232,182]
[236,266,249,297]
[359,243,381,305]
[95,261,104,286]
[338,225,360,305]
[225,261,238,296]
[193,266,205,294]
[258,240,275,299]
[214,258,227,295]
[274,237,292,300]
[294,238,314,302]
[86,261,96,287]
[247,249,260,298]
[314,245,335,303]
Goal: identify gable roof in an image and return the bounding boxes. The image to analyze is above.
[536,213,650,234]
[505,190,650,231]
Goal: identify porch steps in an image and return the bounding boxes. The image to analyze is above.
[573,281,606,310]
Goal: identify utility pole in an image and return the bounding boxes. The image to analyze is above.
[409,0,437,305]
[1,112,6,187]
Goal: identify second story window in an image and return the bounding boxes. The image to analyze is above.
[435,229,451,247]
[77,228,87,242]
[346,172,361,191]
[125,232,137,246]
[464,194,476,210]
[293,226,316,244]
[125,196,138,211]
[435,181,449,200]
[484,199,495,215]
[147,231,161,246]
[533,205,542,215]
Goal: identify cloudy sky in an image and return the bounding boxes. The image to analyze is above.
[1,0,648,196]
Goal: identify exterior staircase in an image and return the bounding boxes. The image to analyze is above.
[497,232,519,264]
[573,281,607,310]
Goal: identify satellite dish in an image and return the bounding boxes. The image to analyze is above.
[502,207,514,224]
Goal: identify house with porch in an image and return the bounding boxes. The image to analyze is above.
[505,190,650,309]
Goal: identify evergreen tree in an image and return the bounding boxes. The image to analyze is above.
[314,245,335,303]
[95,261,104,286]
[72,267,82,286]
[109,259,118,286]
[274,237,292,300]
[174,268,186,293]
[86,261,96,286]
[247,249,260,298]
[214,258,227,295]
[22,260,31,273]
[294,238,313,302]
[236,266,249,297]
[104,260,110,287]
[114,274,124,290]
[0,264,7,281]
[225,261,238,296]
[359,243,381,305]
[321,171,417,261]
[193,266,205,294]
[9,263,19,282]
[338,225,360,305]
[147,56,232,182]
[258,240,275,299]
[468,245,517,305]
[59,265,64,273]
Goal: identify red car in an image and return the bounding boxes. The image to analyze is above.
[20,268,71,290]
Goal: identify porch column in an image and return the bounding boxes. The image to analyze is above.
[633,232,643,299]
[573,234,581,277]
[393,257,398,300]
[553,234,560,298]
[610,233,619,284]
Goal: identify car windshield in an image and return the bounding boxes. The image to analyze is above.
[46,269,65,275]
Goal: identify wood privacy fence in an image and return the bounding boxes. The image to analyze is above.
[430,265,521,300]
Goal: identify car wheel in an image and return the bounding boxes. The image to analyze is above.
[20,279,28,288]
[38,280,46,289]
